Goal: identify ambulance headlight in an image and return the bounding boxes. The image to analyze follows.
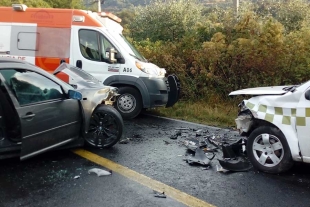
[135,61,165,77]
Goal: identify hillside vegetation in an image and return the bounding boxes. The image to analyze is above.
[116,0,310,126]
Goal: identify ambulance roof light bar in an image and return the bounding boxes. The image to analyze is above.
[12,4,28,12]
[100,12,122,23]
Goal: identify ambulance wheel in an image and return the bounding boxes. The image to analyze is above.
[247,126,294,174]
[115,86,142,119]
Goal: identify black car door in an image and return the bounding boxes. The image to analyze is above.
[0,69,82,160]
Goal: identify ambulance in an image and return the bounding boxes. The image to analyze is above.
[0,4,180,119]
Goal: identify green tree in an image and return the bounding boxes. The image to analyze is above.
[0,0,85,8]
[116,9,136,36]
[44,0,84,8]
[129,0,205,41]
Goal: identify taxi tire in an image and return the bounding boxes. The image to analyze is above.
[115,87,142,119]
[247,126,294,174]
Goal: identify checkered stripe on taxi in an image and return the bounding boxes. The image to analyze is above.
[244,101,310,126]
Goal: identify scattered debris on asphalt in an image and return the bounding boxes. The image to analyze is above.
[184,148,215,166]
[195,129,203,137]
[171,127,252,172]
[170,130,181,140]
[218,157,252,172]
[119,138,130,144]
[74,175,80,179]
[119,134,144,144]
[88,168,112,177]
[202,146,218,153]
[201,166,211,170]
[215,138,252,172]
[216,165,229,173]
[163,140,170,145]
[153,190,166,198]
[176,127,190,130]
[132,134,142,139]
[184,138,207,151]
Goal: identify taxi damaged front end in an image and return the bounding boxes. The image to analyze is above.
[235,101,256,136]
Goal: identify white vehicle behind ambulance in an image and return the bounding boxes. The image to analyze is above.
[0,4,180,119]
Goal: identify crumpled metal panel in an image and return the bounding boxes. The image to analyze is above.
[53,64,120,134]
[78,86,119,132]
[235,114,253,134]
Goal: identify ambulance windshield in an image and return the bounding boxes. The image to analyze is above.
[117,34,147,62]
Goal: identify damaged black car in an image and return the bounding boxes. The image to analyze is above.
[0,58,124,160]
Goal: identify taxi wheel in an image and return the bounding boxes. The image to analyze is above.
[115,87,142,119]
[85,105,124,148]
[247,126,294,174]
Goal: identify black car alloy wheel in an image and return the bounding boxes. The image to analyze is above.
[85,105,123,148]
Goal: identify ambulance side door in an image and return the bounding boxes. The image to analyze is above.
[71,27,121,83]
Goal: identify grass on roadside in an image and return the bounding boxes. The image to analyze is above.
[147,100,239,128]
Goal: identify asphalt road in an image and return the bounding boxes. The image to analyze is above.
[1,114,310,207]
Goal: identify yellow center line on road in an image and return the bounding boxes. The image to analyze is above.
[72,148,215,207]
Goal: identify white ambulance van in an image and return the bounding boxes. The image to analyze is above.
[0,4,180,119]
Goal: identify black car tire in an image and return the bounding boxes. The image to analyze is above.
[247,126,294,174]
[115,86,142,119]
[85,104,124,148]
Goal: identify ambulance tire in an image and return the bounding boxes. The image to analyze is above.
[84,105,124,148]
[115,86,142,119]
[247,126,294,174]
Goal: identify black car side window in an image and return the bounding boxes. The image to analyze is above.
[0,69,64,106]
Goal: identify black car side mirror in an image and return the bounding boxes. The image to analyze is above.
[68,90,82,100]
[305,90,310,100]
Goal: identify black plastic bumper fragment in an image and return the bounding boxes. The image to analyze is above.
[218,158,252,172]
[166,74,180,108]
[184,148,215,166]
[184,138,207,152]
[222,139,243,158]
[153,190,166,198]
[218,138,252,172]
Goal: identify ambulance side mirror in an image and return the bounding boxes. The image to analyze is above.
[115,52,125,64]
[105,47,117,64]
[305,90,310,100]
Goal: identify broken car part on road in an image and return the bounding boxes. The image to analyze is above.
[88,168,112,176]
[172,127,252,172]
[184,148,215,166]
[153,190,167,198]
